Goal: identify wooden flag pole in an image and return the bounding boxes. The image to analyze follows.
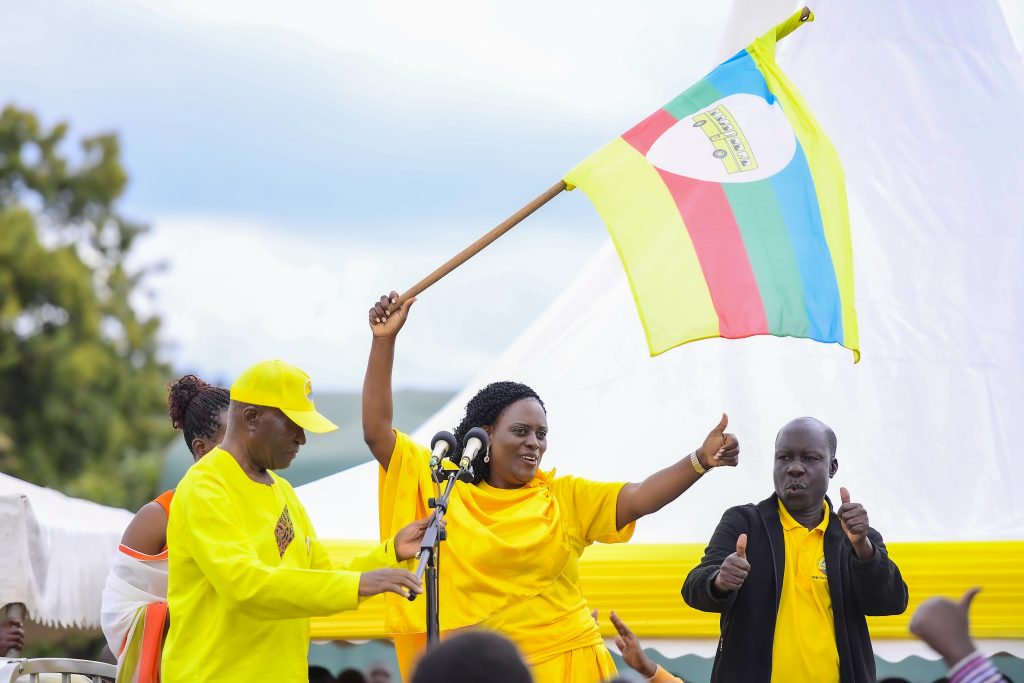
[388,180,567,311]
[388,6,812,311]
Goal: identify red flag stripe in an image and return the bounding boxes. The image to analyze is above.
[656,169,769,338]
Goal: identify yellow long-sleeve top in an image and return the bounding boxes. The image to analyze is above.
[380,431,635,681]
[163,447,397,683]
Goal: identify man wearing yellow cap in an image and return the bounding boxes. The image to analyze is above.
[163,360,425,683]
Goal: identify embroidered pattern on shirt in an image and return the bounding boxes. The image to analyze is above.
[275,505,295,557]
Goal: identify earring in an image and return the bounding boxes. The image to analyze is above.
[483,446,490,463]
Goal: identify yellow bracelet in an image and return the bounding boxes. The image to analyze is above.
[690,449,706,475]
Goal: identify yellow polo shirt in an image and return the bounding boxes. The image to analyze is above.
[770,500,838,683]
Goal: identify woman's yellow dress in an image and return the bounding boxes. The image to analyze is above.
[379,431,635,683]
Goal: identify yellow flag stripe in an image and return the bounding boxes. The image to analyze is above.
[564,138,718,355]
[749,34,860,360]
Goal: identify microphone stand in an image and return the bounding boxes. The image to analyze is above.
[408,428,485,651]
[407,468,460,649]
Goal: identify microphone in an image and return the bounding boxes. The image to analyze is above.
[428,431,458,473]
[457,427,489,481]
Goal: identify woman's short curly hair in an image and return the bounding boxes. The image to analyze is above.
[452,381,545,484]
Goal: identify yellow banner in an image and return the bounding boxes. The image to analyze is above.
[311,540,1024,640]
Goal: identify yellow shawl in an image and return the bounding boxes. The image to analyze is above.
[378,431,635,669]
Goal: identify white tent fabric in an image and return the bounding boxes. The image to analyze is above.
[299,0,1024,546]
[0,494,46,620]
[0,474,132,628]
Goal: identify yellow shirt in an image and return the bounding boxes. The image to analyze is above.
[770,500,839,683]
[163,447,397,683]
[380,431,635,675]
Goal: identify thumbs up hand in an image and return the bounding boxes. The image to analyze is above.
[837,487,874,560]
[698,413,740,469]
[713,533,750,594]
[909,588,981,667]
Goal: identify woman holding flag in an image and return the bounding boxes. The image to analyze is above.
[362,291,740,682]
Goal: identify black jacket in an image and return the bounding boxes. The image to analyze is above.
[682,494,908,683]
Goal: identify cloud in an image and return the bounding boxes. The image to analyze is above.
[129,211,608,389]
[1,0,729,227]
[25,0,1023,388]
[119,0,725,120]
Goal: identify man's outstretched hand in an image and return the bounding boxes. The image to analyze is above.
[909,587,981,667]
[393,513,446,562]
[609,611,658,679]
[358,569,423,599]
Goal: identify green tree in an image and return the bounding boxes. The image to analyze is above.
[0,104,171,510]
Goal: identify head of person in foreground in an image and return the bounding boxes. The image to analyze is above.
[411,631,533,683]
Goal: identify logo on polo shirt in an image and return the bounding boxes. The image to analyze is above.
[275,505,295,557]
[816,556,828,578]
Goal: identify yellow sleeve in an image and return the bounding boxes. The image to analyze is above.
[290,489,399,572]
[177,473,363,620]
[333,539,399,572]
[552,475,636,547]
[308,535,395,571]
[378,430,433,543]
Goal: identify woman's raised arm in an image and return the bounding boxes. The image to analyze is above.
[362,291,416,471]
[615,414,739,529]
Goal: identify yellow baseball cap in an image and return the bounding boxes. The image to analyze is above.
[230,360,339,434]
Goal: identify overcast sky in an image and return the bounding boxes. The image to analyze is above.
[4,0,1022,389]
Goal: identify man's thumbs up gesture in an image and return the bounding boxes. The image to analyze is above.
[713,533,750,594]
[909,588,981,667]
[837,487,875,560]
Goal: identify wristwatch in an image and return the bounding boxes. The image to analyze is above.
[690,449,707,475]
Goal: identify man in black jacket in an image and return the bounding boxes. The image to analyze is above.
[682,417,908,683]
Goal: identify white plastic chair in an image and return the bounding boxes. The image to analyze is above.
[0,658,114,683]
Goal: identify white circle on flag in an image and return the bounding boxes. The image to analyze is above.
[645,93,797,183]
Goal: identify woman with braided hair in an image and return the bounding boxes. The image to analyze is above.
[363,292,740,683]
[101,375,228,683]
